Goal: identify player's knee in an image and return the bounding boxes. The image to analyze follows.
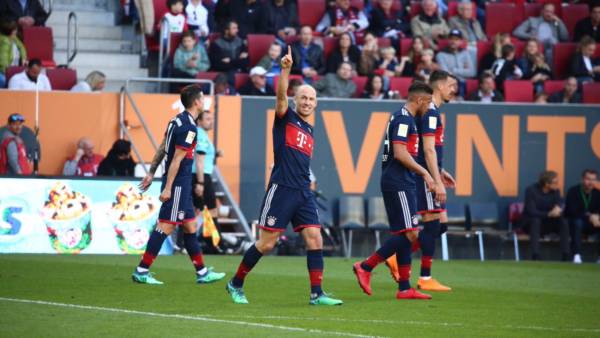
[256,237,277,253]
[182,223,197,234]
[303,229,323,249]
[157,222,175,235]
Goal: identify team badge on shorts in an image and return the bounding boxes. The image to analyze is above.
[178,211,184,220]
[412,216,418,225]
[267,216,277,226]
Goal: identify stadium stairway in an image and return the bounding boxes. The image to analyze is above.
[47,0,148,92]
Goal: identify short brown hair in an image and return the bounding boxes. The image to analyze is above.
[538,170,558,186]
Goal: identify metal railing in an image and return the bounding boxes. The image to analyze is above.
[213,168,252,239]
[66,12,78,67]
[157,18,171,79]
[42,0,53,18]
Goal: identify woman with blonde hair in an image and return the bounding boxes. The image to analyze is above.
[71,71,107,92]
[479,32,511,75]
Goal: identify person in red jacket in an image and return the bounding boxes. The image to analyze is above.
[0,113,32,175]
[62,138,104,177]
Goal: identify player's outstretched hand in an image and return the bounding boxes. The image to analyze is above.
[281,46,293,70]
[138,174,153,192]
[159,188,172,202]
[441,169,456,189]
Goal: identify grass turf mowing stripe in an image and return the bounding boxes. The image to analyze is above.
[0,297,382,338]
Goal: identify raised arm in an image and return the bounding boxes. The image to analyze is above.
[276,46,293,118]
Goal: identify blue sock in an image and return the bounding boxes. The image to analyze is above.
[232,244,263,287]
[361,235,403,272]
[419,220,440,277]
[395,234,412,291]
[183,232,205,274]
[307,249,324,296]
[138,229,168,270]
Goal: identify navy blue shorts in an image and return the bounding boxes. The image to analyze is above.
[415,175,446,214]
[158,177,196,225]
[258,183,321,232]
[382,189,418,234]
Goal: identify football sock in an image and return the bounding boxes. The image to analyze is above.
[137,228,168,272]
[183,232,206,275]
[396,234,412,291]
[361,235,403,272]
[231,244,263,288]
[307,249,324,296]
[419,220,440,277]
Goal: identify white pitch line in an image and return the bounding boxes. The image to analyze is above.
[0,297,382,338]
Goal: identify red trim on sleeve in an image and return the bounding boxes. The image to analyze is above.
[392,141,407,144]
[258,225,286,232]
[175,145,192,151]
[422,133,435,137]
[390,228,419,235]
[158,219,182,225]
[293,224,321,232]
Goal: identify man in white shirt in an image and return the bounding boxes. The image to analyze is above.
[7,58,51,91]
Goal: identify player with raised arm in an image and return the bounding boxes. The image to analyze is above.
[225,47,343,306]
[353,82,435,300]
[132,85,225,285]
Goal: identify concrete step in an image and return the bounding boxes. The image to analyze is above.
[52,0,110,11]
[73,66,148,82]
[55,38,133,53]
[103,80,149,93]
[52,24,123,40]
[47,10,115,26]
[54,51,141,68]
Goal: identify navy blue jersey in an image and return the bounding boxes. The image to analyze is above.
[416,102,444,169]
[381,106,419,191]
[269,107,314,190]
[163,111,197,180]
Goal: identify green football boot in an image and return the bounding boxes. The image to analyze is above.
[309,293,343,306]
[196,267,226,284]
[131,271,164,285]
[226,281,249,304]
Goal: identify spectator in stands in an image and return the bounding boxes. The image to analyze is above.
[376,46,408,78]
[410,0,449,51]
[525,53,552,94]
[0,113,31,175]
[448,0,486,43]
[62,138,103,177]
[566,169,600,264]
[314,61,356,98]
[97,139,136,177]
[257,43,283,87]
[327,32,361,74]
[215,0,265,37]
[213,72,236,95]
[490,44,522,92]
[361,74,399,99]
[513,3,568,62]
[517,39,540,80]
[7,58,51,91]
[369,0,410,43]
[522,170,570,261]
[467,72,504,103]
[0,0,48,28]
[239,66,275,96]
[358,32,380,76]
[173,30,210,78]
[570,36,600,83]
[291,26,325,78]
[186,0,210,38]
[263,0,299,42]
[288,78,303,96]
[574,1,600,42]
[0,19,26,88]
[209,20,248,74]
[401,36,425,77]
[71,71,106,92]
[548,76,582,103]
[436,29,475,97]
[479,33,511,75]
[414,49,438,82]
[159,0,188,38]
[534,91,549,104]
[316,0,369,39]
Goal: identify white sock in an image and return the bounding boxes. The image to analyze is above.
[136,267,149,273]
[420,276,432,280]
[197,267,208,276]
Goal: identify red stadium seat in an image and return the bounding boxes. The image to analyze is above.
[377,37,391,48]
[353,76,368,98]
[247,34,276,67]
[196,72,220,80]
[446,1,476,19]
[409,1,421,18]
[562,4,589,40]
[234,73,249,90]
[504,80,534,102]
[476,41,492,67]
[321,36,338,60]
[552,43,577,79]
[534,0,562,16]
[5,66,25,82]
[168,33,182,60]
[298,0,326,28]
[523,3,543,18]
[485,3,523,37]
[389,77,413,98]
[466,79,478,98]
[46,68,77,90]
[399,38,413,56]
[583,82,600,104]
[501,0,526,5]
[350,0,364,11]
[543,80,564,95]
[22,27,56,68]
[595,44,600,58]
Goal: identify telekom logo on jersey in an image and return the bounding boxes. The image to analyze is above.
[285,123,314,157]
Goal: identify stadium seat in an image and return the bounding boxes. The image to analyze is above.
[441,202,468,261]
[168,33,183,60]
[534,0,562,16]
[377,37,391,48]
[22,27,56,68]
[321,36,338,60]
[583,82,600,104]
[468,202,499,261]
[523,3,543,18]
[508,202,524,261]
[398,38,413,56]
[5,66,25,83]
[504,80,534,102]
[389,77,412,98]
[298,0,326,28]
[46,68,77,90]
[543,80,564,95]
[196,71,220,80]
[338,195,365,258]
[446,1,476,19]
[367,197,389,250]
[234,73,249,90]
[485,3,523,37]
[247,34,276,67]
[466,79,478,98]
[207,32,221,44]
[552,43,577,79]
[352,76,368,98]
[350,0,364,10]
[409,1,421,18]
[476,41,492,68]
[562,4,589,40]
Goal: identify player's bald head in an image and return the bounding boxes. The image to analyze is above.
[294,84,316,100]
[294,84,317,117]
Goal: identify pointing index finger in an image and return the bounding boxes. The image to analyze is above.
[287,45,291,56]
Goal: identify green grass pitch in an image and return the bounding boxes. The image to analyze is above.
[0,254,599,337]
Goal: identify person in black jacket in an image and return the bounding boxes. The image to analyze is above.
[0,0,48,28]
[490,44,523,93]
[570,36,600,83]
[209,20,249,74]
[522,171,570,261]
[548,77,582,104]
[565,169,600,264]
[467,72,504,102]
[238,66,275,96]
[97,139,136,177]
[369,0,410,40]
[214,0,265,37]
[291,26,326,78]
[326,32,361,74]
[263,0,299,41]
[573,1,600,43]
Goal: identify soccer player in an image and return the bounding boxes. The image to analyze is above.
[225,46,343,306]
[132,85,225,285]
[353,82,435,300]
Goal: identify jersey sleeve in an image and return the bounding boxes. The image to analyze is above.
[421,109,439,136]
[274,106,291,125]
[175,125,197,150]
[196,130,209,155]
[390,115,412,144]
